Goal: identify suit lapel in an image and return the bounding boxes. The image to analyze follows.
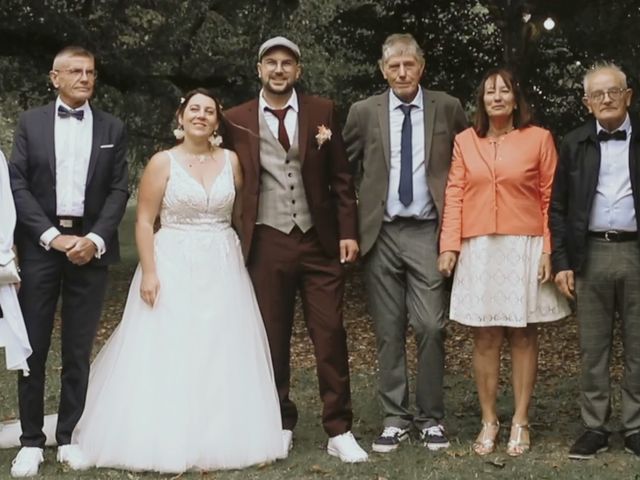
[376,91,391,171]
[629,122,640,202]
[43,103,56,178]
[245,99,261,179]
[583,126,602,205]
[85,106,101,185]
[423,88,436,172]
[297,93,309,166]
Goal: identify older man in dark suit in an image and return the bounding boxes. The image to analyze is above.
[9,46,128,477]
[343,33,466,453]
[225,36,367,463]
[550,62,640,460]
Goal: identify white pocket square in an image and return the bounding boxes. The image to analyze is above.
[99,144,114,149]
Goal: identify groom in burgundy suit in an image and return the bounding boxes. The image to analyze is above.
[225,36,368,463]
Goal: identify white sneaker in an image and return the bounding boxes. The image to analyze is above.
[327,431,368,463]
[10,447,43,477]
[277,429,293,459]
[56,444,91,470]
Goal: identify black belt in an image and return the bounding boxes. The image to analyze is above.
[588,230,638,242]
[57,216,83,229]
[391,217,437,223]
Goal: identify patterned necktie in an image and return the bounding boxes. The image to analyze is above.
[57,105,84,121]
[398,104,415,207]
[597,129,626,142]
[264,106,291,151]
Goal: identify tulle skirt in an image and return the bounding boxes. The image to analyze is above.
[72,226,284,472]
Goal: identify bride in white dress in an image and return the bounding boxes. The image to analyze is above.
[3,89,284,473]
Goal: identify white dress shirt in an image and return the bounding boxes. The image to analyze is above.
[385,88,436,221]
[259,89,299,144]
[589,114,637,232]
[40,97,105,256]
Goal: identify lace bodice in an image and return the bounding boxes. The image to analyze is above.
[160,150,235,231]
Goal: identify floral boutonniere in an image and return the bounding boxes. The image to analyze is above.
[315,125,332,149]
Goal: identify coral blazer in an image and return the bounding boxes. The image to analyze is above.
[439,126,558,253]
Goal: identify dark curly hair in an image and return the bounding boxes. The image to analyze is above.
[175,88,228,145]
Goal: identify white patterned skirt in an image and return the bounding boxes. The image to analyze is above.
[449,235,570,328]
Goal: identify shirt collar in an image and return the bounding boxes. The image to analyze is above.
[259,89,299,113]
[389,87,423,111]
[596,113,631,135]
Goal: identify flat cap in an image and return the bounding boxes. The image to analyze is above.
[258,36,301,61]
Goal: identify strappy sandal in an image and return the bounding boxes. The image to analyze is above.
[507,423,530,456]
[473,421,500,456]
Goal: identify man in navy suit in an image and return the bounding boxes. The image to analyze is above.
[9,46,128,477]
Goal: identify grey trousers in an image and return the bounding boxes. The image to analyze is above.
[575,238,640,435]
[363,219,446,430]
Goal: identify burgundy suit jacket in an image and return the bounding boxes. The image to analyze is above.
[225,92,358,260]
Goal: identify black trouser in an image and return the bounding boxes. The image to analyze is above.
[17,251,108,447]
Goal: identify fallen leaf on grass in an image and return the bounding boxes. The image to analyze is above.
[309,464,332,475]
[484,458,506,468]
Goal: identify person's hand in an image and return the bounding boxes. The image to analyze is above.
[50,235,79,253]
[66,237,97,265]
[339,239,359,264]
[555,270,575,300]
[140,272,160,307]
[437,251,458,277]
[538,253,552,283]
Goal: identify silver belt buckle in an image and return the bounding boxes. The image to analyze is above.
[604,230,617,242]
[59,219,73,228]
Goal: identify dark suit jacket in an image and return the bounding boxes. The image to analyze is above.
[9,102,129,266]
[225,92,358,260]
[549,115,640,273]
[342,88,467,256]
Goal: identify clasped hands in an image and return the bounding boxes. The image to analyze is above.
[51,234,97,265]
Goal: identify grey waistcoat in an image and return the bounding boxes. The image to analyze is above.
[256,111,313,233]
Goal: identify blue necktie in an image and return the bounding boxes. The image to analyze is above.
[57,105,84,121]
[398,104,414,207]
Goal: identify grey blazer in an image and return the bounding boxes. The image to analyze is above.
[343,88,467,256]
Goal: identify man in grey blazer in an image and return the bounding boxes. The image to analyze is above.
[343,33,466,453]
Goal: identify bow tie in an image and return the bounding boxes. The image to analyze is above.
[57,105,85,121]
[597,129,626,142]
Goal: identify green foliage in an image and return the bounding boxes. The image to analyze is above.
[0,0,637,178]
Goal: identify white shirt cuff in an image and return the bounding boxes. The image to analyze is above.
[40,228,61,250]
[85,233,106,259]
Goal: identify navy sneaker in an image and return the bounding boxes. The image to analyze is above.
[421,424,450,451]
[371,426,410,453]
[568,430,609,460]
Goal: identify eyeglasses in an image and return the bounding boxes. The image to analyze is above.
[586,87,628,103]
[260,59,297,71]
[54,68,98,80]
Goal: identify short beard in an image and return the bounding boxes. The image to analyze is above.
[263,80,295,97]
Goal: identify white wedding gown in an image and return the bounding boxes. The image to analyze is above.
[1,150,284,472]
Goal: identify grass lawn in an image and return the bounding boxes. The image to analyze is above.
[0,205,638,479]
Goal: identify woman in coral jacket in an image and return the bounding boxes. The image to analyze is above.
[438,67,569,457]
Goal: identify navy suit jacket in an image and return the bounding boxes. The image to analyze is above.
[9,102,129,265]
